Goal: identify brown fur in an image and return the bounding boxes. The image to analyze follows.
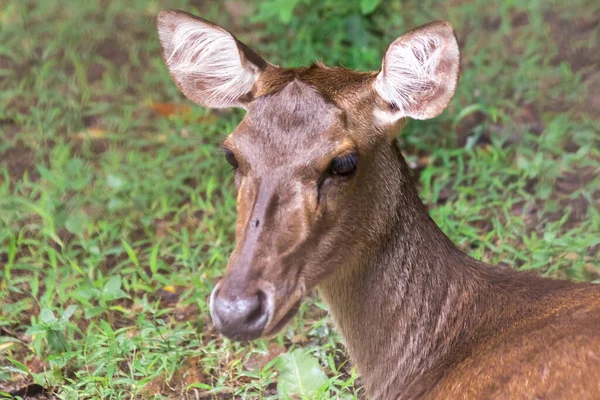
[156,11,600,399]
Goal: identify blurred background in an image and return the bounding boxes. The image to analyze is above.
[0,0,598,398]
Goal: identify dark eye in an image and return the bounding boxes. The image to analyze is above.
[329,153,358,176]
[224,148,239,169]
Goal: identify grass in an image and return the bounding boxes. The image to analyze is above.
[0,0,599,398]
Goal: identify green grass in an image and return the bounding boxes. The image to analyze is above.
[1,0,599,398]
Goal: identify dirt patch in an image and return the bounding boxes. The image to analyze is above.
[454,110,493,148]
[0,55,17,85]
[546,11,600,73]
[545,10,600,119]
[0,143,37,183]
[140,355,215,399]
[555,166,597,195]
[5,94,34,118]
[584,70,600,118]
[96,37,129,68]
[478,9,600,146]
[0,119,20,142]
[244,343,286,371]
[0,54,13,69]
[0,342,55,399]
[0,383,57,400]
[511,165,598,235]
[70,136,111,158]
[550,166,599,230]
[511,11,529,28]
[86,62,106,83]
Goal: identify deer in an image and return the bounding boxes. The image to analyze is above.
[156,10,600,399]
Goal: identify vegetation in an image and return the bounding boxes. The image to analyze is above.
[1,0,598,398]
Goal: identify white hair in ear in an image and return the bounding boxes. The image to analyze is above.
[374,22,460,122]
[158,10,267,108]
[167,22,257,106]
[376,36,443,113]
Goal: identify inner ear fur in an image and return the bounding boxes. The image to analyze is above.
[374,21,460,121]
[157,10,269,109]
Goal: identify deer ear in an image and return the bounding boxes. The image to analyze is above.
[374,21,460,122]
[157,10,269,109]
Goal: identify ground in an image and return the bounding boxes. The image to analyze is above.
[0,0,598,399]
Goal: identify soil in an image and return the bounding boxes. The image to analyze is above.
[0,142,37,183]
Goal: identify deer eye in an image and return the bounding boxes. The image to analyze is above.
[224,148,239,169]
[329,153,358,176]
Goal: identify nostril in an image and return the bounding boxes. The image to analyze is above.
[245,290,266,325]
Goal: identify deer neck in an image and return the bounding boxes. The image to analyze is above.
[318,141,510,398]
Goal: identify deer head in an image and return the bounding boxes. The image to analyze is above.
[157,10,460,341]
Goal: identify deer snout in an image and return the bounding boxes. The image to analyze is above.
[209,281,273,341]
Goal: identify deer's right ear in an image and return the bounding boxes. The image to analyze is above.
[157,10,269,109]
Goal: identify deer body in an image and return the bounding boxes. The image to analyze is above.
[319,143,600,399]
[156,11,600,399]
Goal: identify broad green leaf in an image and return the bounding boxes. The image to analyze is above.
[106,173,125,190]
[84,306,105,319]
[75,286,101,300]
[278,0,301,23]
[102,275,127,301]
[360,0,382,15]
[62,305,77,321]
[47,329,68,352]
[276,349,327,398]
[65,210,89,235]
[39,308,57,325]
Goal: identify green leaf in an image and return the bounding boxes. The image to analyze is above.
[8,358,30,373]
[31,372,47,386]
[103,275,127,301]
[345,14,370,48]
[149,242,160,276]
[106,173,125,190]
[62,305,77,321]
[75,286,101,300]
[31,272,39,298]
[360,0,382,15]
[32,367,64,386]
[100,320,116,340]
[65,210,89,235]
[276,349,327,398]
[84,306,105,319]
[278,0,301,23]
[122,239,139,268]
[47,329,68,352]
[186,382,212,391]
[452,103,488,131]
[39,308,57,325]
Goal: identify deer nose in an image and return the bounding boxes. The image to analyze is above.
[209,283,270,341]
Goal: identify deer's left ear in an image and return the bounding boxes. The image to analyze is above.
[374,21,460,123]
[157,10,269,109]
